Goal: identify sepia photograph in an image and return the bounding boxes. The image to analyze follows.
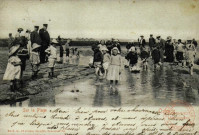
[0,0,199,134]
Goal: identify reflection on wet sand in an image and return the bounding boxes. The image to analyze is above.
[5,54,199,107]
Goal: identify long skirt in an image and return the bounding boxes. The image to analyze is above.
[107,65,120,81]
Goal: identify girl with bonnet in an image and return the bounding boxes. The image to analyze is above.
[107,47,123,94]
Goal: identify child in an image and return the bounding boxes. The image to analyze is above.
[140,47,149,70]
[176,39,185,67]
[3,45,22,92]
[101,46,111,78]
[151,46,161,71]
[126,46,139,72]
[185,44,195,75]
[45,39,58,78]
[107,47,123,94]
[62,39,70,63]
[30,43,41,79]
[93,45,103,81]
[73,48,80,65]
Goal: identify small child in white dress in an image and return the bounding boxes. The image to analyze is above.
[3,45,22,92]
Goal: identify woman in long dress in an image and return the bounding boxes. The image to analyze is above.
[164,36,174,63]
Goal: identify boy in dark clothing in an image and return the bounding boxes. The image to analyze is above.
[93,47,103,80]
[140,47,149,70]
[152,47,161,70]
[126,47,139,72]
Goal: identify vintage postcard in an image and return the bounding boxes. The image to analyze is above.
[0,0,199,134]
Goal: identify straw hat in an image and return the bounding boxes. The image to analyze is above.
[167,36,172,41]
[130,46,136,52]
[9,45,20,56]
[156,35,161,38]
[51,39,58,44]
[101,46,108,51]
[18,28,23,32]
[32,43,41,50]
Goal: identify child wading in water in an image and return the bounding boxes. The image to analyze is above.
[93,45,103,81]
[45,39,58,78]
[30,43,41,79]
[151,46,161,71]
[101,46,111,78]
[185,44,196,75]
[3,45,22,92]
[140,47,149,70]
[126,46,139,72]
[107,47,123,95]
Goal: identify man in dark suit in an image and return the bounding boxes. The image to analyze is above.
[156,35,165,63]
[139,35,146,50]
[149,34,156,49]
[39,24,50,63]
[31,26,42,45]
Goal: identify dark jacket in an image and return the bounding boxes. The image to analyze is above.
[30,31,42,45]
[39,29,50,46]
[140,50,149,60]
[152,49,160,64]
[8,37,14,49]
[139,38,146,47]
[192,40,197,47]
[149,37,156,48]
[94,49,103,63]
[126,52,138,65]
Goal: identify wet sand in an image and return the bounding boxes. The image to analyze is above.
[0,46,199,107]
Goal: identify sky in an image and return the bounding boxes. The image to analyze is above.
[0,0,199,40]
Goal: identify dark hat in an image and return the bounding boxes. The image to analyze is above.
[178,39,181,42]
[34,26,39,29]
[150,34,153,36]
[9,33,12,36]
[156,35,161,38]
[26,29,31,33]
[43,24,48,27]
[140,35,144,37]
[18,28,23,31]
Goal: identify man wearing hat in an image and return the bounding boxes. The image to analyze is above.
[156,35,165,63]
[31,26,42,45]
[8,33,14,49]
[39,24,50,63]
[149,34,156,52]
[15,28,23,38]
[139,35,146,50]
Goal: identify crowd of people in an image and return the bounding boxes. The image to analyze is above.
[3,26,198,96]
[4,24,61,94]
[91,35,198,95]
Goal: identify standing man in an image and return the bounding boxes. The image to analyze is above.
[192,38,198,48]
[139,35,146,50]
[156,35,165,64]
[31,26,42,45]
[149,34,156,53]
[8,33,14,49]
[15,28,23,39]
[39,24,50,63]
